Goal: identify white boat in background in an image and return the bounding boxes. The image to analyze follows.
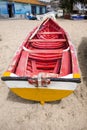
[36,11,56,20]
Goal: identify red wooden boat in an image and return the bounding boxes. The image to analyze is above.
[1,18,81,104]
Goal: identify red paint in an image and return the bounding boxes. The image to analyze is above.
[7,18,80,79]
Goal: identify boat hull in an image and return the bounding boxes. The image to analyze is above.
[1,18,81,104]
[5,80,76,104]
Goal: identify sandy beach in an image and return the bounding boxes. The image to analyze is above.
[0,18,87,130]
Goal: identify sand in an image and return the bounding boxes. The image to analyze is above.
[0,18,87,130]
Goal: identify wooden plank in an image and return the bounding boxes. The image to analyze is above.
[38,32,63,34]
[16,51,29,76]
[31,60,37,72]
[53,60,61,73]
[59,50,72,76]
[29,39,66,42]
[23,46,63,54]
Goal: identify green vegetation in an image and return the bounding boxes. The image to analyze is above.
[60,0,87,13]
[51,0,87,13]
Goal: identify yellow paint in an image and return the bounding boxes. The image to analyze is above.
[10,88,73,104]
[40,101,45,105]
[73,73,81,78]
[10,0,46,5]
[3,71,11,77]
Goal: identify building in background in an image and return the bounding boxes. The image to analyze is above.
[0,0,46,18]
[73,2,87,14]
[39,0,50,2]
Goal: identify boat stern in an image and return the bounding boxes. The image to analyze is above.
[1,72,81,104]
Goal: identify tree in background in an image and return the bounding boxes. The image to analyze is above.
[51,0,87,13]
[60,0,78,13]
[61,0,87,13]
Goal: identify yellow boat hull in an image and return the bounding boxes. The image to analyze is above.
[2,72,80,105]
[10,88,73,104]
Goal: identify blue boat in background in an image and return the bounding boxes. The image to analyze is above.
[25,12,37,20]
[71,14,85,20]
[27,15,37,20]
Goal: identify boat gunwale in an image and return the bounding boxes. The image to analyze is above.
[1,76,81,83]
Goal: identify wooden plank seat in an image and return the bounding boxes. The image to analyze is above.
[28,54,62,61]
[37,32,63,34]
[31,42,66,49]
[29,39,66,42]
[23,46,63,54]
[29,39,67,49]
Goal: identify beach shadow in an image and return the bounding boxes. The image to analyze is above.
[78,37,87,86]
[0,35,2,41]
[46,100,61,105]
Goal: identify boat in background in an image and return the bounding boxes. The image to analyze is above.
[71,14,85,20]
[1,18,81,104]
[36,11,56,21]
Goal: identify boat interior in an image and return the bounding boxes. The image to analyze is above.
[15,19,72,77]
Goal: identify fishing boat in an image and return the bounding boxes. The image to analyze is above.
[1,18,81,104]
[71,14,85,20]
